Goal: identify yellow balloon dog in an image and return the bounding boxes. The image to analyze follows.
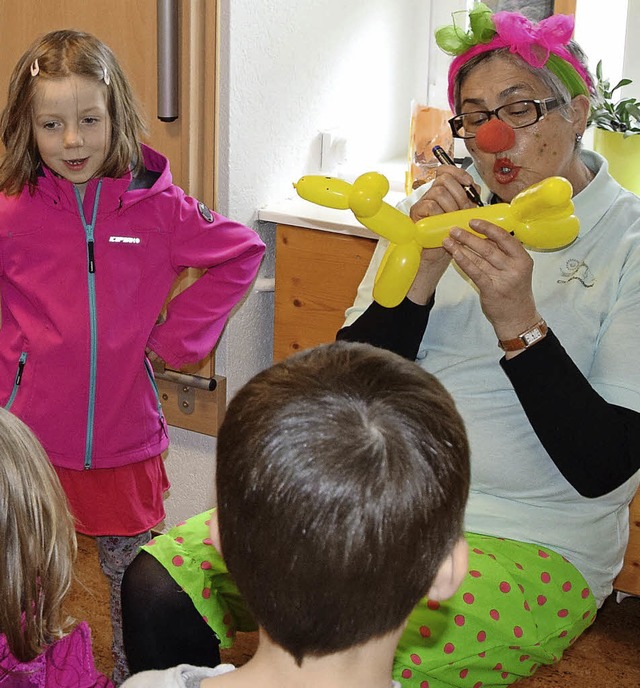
[294,172,579,308]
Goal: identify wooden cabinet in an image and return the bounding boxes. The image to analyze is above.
[274,224,376,362]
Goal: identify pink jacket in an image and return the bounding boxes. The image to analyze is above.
[0,145,265,470]
[0,621,112,687]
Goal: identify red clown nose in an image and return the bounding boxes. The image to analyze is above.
[475,118,516,153]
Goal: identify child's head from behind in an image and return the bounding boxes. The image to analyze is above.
[0,29,146,195]
[216,341,470,665]
[0,408,76,661]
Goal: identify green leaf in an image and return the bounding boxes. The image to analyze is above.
[590,61,640,136]
[611,78,633,93]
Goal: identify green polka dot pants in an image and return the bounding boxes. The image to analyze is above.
[142,509,256,649]
[394,532,597,687]
[143,514,596,687]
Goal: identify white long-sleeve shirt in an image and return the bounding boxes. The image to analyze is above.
[344,150,640,606]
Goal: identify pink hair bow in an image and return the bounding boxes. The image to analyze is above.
[492,12,575,68]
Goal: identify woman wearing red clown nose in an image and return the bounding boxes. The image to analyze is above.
[338,2,640,685]
[474,118,515,154]
[118,5,640,688]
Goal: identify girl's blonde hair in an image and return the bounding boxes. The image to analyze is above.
[0,407,77,662]
[0,29,147,196]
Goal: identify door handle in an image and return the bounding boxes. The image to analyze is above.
[157,0,179,122]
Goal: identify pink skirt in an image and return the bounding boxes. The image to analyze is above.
[54,455,170,536]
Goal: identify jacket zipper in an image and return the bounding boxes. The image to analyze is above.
[144,358,169,438]
[5,351,27,410]
[74,182,103,469]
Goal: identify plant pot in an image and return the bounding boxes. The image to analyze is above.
[593,128,640,195]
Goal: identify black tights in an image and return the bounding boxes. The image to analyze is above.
[121,550,221,672]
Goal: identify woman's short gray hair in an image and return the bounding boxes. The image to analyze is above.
[453,40,594,118]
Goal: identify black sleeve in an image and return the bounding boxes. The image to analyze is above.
[336,296,433,360]
[501,329,640,498]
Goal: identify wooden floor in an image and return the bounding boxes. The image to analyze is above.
[69,534,640,686]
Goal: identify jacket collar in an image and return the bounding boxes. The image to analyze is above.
[34,144,171,215]
[37,164,132,215]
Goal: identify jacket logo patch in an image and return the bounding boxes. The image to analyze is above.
[109,236,141,244]
[198,201,214,223]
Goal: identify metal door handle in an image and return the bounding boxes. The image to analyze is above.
[157,0,179,122]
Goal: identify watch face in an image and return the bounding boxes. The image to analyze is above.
[522,327,543,345]
[498,320,547,351]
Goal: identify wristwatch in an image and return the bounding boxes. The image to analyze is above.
[498,319,548,352]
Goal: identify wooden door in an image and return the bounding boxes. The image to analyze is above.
[0,1,218,199]
[0,2,225,433]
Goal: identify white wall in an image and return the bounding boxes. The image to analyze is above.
[161,0,431,527]
[161,0,639,527]
[574,0,635,148]
[622,1,640,90]
[575,0,629,86]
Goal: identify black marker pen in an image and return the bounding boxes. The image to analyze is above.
[432,145,484,207]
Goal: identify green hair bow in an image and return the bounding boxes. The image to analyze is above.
[435,2,497,56]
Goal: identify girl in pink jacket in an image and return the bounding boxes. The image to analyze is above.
[0,30,265,684]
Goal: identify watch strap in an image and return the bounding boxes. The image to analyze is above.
[498,319,548,352]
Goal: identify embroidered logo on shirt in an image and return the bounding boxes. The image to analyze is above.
[198,201,214,223]
[557,258,595,288]
[109,236,141,244]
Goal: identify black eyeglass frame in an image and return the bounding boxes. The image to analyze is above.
[448,97,565,139]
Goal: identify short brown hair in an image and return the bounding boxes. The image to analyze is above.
[0,407,77,662]
[216,341,470,665]
[0,29,147,195]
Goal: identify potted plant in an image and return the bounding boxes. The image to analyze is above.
[589,60,640,194]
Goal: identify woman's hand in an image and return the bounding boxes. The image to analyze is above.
[442,218,540,349]
[406,166,482,305]
[410,165,481,220]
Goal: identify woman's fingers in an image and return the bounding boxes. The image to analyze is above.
[410,167,479,221]
[445,220,529,270]
[442,221,536,325]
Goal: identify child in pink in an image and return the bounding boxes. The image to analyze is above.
[0,407,112,688]
[0,29,265,684]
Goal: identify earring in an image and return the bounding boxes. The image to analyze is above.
[575,132,583,143]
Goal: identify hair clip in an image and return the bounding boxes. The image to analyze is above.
[30,59,40,77]
[102,67,110,86]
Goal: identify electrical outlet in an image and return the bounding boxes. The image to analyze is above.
[319,129,347,173]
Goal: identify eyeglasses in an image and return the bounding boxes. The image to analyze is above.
[448,98,565,139]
